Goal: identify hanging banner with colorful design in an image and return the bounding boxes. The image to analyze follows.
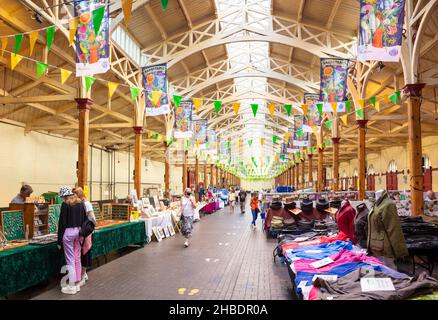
[193,119,208,147]
[74,0,110,76]
[358,0,406,62]
[293,115,308,147]
[174,99,192,138]
[143,63,170,116]
[207,129,217,154]
[320,58,350,103]
[303,92,322,129]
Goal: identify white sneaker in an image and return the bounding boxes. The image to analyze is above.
[83,273,88,282]
[78,277,86,287]
[61,285,78,295]
[184,240,189,247]
[76,284,81,292]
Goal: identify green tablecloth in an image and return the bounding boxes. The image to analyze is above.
[0,220,146,297]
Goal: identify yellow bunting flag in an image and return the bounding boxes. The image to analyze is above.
[312,126,318,136]
[1,37,7,57]
[260,137,265,146]
[10,53,23,70]
[69,17,78,46]
[233,102,240,115]
[122,0,133,26]
[301,104,308,116]
[196,140,200,146]
[375,100,380,112]
[107,81,119,98]
[193,98,202,112]
[284,132,290,141]
[331,102,337,114]
[275,155,279,162]
[303,149,307,156]
[340,114,348,125]
[60,68,72,85]
[383,94,390,104]
[29,31,38,56]
[268,103,275,116]
[152,90,162,106]
[359,99,365,108]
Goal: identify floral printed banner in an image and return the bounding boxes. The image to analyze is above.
[303,93,322,127]
[320,58,350,103]
[143,63,170,116]
[358,0,406,62]
[174,99,192,138]
[193,119,208,146]
[74,0,110,76]
[293,115,308,147]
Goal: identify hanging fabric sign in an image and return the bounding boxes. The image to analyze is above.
[358,0,406,62]
[303,92,322,129]
[143,63,170,116]
[74,0,110,76]
[174,99,192,138]
[193,119,208,147]
[293,115,308,147]
[320,58,350,103]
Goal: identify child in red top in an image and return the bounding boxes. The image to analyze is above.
[250,193,259,228]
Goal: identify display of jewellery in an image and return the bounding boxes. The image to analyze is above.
[29,233,58,245]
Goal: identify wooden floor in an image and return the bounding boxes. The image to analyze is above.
[33,202,293,300]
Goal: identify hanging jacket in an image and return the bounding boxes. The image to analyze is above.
[354,203,369,248]
[336,201,356,243]
[367,191,409,259]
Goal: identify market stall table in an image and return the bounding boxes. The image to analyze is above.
[140,212,174,243]
[0,220,146,297]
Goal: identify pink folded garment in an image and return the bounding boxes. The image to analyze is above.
[293,250,383,274]
[82,235,92,255]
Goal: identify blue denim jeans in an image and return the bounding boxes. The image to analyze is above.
[251,209,258,225]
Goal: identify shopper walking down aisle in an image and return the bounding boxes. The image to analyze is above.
[229,188,236,213]
[181,188,197,248]
[250,193,260,229]
[72,187,96,288]
[57,186,87,295]
[239,189,247,214]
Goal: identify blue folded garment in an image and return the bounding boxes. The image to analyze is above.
[286,240,353,262]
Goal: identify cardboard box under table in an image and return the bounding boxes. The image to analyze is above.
[0,220,146,297]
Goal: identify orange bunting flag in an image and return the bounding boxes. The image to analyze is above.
[359,99,365,108]
[383,94,390,104]
[340,114,348,125]
[60,69,72,85]
[1,37,7,57]
[268,103,275,116]
[301,104,308,116]
[331,102,337,114]
[193,98,202,112]
[275,154,279,162]
[152,90,162,106]
[69,17,78,46]
[284,132,290,141]
[233,102,240,115]
[10,53,23,70]
[375,100,380,112]
[29,31,38,56]
[107,81,119,98]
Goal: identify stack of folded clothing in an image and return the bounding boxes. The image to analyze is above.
[399,216,438,251]
[271,216,284,229]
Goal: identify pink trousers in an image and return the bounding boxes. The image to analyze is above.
[63,227,82,283]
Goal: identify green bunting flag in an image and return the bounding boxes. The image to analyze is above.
[130,86,140,101]
[214,100,221,113]
[173,95,181,108]
[284,104,292,116]
[92,6,105,35]
[248,139,253,147]
[345,100,352,112]
[14,34,23,56]
[317,103,323,116]
[46,26,55,51]
[389,93,397,105]
[297,129,304,137]
[395,90,401,101]
[356,108,364,118]
[167,136,173,146]
[325,120,332,130]
[84,76,96,92]
[370,96,376,106]
[251,103,258,117]
[226,141,230,149]
[161,0,169,11]
[310,146,315,154]
[36,62,48,78]
[273,135,278,144]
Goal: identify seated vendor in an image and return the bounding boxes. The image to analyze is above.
[10,184,33,204]
[426,190,436,201]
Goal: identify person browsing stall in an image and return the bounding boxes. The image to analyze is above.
[10,184,33,204]
[181,188,197,248]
